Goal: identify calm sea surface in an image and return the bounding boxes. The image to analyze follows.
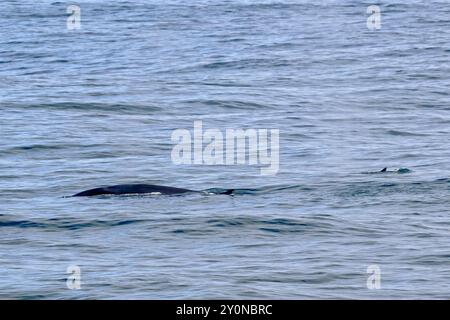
[1,0,449,299]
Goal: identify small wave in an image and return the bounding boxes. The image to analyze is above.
[0,143,120,157]
[386,130,429,137]
[2,144,66,153]
[183,99,271,110]
[171,216,336,235]
[0,218,144,231]
[9,103,161,114]
[337,177,450,199]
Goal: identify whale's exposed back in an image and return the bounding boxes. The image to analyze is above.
[362,167,412,174]
[73,184,235,197]
[73,184,195,197]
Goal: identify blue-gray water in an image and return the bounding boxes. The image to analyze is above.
[1,0,449,299]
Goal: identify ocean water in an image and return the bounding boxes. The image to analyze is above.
[1,0,450,299]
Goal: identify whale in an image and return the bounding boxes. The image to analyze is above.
[379,167,411,174]
[73,184,234,197]
[363,167,412,174]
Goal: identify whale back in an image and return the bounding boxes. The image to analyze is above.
[73,184,194,197]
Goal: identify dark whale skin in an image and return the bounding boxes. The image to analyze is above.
[73,184,196,197]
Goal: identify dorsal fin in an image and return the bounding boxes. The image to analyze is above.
[380,167,387,172]
[222,189,234,195]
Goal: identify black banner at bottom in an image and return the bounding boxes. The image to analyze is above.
[0,300,443,318]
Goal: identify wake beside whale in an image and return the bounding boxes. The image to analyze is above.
[73,184,234,197]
